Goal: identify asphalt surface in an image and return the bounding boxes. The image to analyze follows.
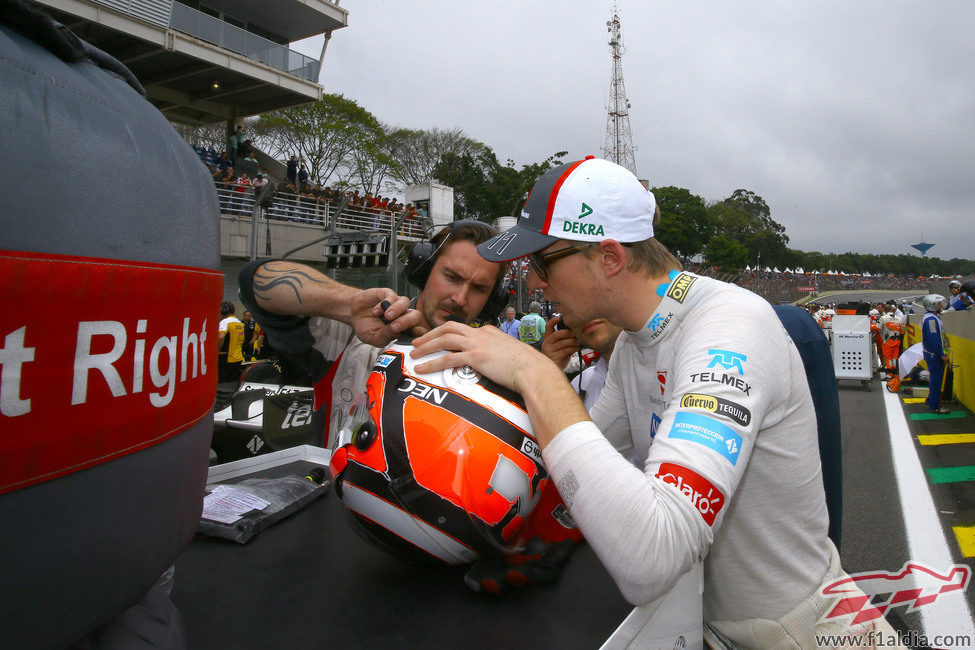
[838,369,975,647]
[184,289,975,647]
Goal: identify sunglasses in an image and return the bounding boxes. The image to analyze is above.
[528,244,593,280]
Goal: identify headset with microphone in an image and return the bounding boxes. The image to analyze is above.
[402,219,509,323]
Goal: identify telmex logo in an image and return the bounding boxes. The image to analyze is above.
[665,274,697,303]
[688,372,752,396]
[680,393,751,427]
[820,562,970,625]
[706,349,747,375]
[647,312,673,337]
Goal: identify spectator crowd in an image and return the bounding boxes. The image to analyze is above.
[192,140,428,238]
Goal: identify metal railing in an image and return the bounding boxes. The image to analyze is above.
[93,0,172,27]
[215,182,430,240]
[169,3,319,81]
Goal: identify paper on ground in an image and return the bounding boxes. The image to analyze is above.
[202,485,270,524]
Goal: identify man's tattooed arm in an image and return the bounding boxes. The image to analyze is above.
[251,261,356,321]
[248,260,422,344]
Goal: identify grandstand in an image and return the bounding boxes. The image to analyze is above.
[25,0,363,298]
[29,0,345,123]
[691,266,932,305]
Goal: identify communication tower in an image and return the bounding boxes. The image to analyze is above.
[602,5,637,175]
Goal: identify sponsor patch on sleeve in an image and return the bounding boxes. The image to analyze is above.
[679,392,751,427]
[668,412,743,465]
[655,462,725,526]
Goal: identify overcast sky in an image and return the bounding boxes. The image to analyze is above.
[293,1,975,262]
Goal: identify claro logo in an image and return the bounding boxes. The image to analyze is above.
[655,462,724,526]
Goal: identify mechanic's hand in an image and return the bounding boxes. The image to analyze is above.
[464,538,579,595]
[541,315,580,370]
[350,288,424,347]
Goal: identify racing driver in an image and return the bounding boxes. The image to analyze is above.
[408,157,903,647]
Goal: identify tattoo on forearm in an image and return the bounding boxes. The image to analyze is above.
[253,264,325,304]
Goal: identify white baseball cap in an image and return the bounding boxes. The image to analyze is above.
[478,156,655,262]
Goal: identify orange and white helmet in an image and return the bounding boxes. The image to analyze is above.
[329,339,548,565]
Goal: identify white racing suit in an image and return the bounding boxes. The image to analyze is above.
[543,272,903,648]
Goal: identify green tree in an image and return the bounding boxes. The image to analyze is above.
[255,93,383,185]
[389,127,488,188]
[432,149,566,221]
[709,189,789,267]
[652,186,711,260]
[347,123,403,195]
[171,122,225,153]
[704,234,749,272]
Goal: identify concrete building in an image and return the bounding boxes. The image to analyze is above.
[26,1,438,299]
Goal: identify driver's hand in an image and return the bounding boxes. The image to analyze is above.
[541,316,580,371]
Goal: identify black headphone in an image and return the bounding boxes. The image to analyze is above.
[403,219,509,323]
